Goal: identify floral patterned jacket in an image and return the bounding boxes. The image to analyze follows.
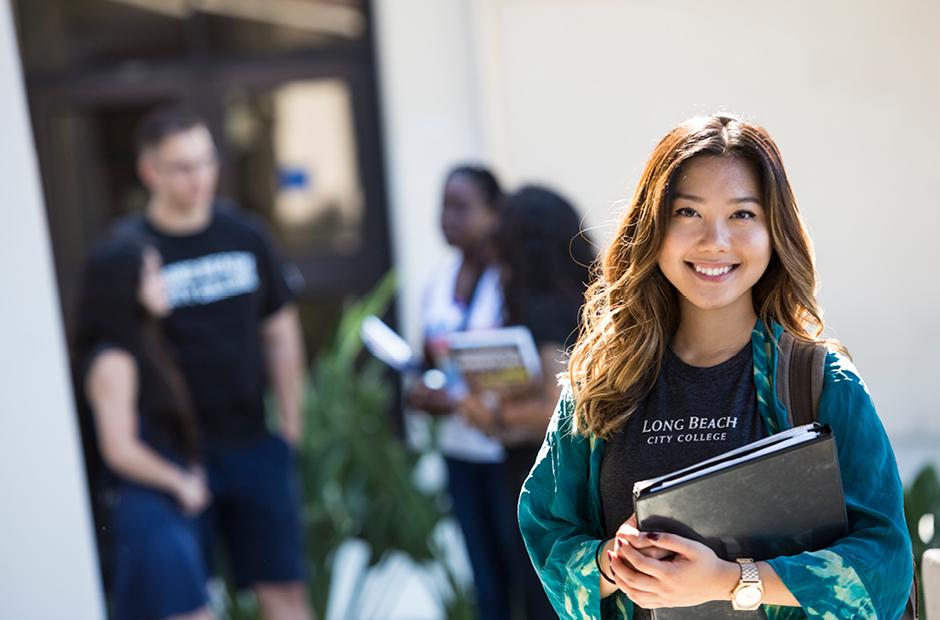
[518,321,913,619]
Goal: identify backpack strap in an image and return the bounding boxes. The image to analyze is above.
[776,331,827,427]
[777,331,920,618]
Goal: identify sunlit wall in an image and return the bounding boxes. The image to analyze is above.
[375,0,940,479]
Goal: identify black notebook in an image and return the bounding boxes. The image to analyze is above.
[632,423,848,620]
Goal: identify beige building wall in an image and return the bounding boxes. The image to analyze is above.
[376,0,939,478]
[0,1,105,617]
[373,0,491,355]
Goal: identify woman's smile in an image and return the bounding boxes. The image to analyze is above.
[687,261,740,281]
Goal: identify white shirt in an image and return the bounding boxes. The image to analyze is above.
[421,256,505,463]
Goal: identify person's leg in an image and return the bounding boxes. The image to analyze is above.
[255,582,313,620]
[503,445,557,619]
[445,457,513,620]
[478,457,528,619]
[214,434,312,620]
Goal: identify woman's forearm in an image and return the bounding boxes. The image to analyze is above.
[88,352,190,498]
[102,439,187,496]
[262,305,306,445]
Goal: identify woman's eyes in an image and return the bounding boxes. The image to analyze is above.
[672,207,758,220]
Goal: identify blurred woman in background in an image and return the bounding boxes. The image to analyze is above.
[74,237,212,620]
[461,185,595,618]
[406,165,515,619]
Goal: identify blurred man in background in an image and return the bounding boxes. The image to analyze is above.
[117,105,311,620]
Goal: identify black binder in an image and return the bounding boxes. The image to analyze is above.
[632,423,848,619]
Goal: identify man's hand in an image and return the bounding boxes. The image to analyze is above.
[279,422,303,448]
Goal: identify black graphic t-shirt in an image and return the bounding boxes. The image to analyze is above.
[600,343,765,538]
[117,205,293,445]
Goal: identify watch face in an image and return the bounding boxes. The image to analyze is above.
[734,585,763,608]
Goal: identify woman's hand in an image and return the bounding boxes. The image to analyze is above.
[458,393,500,435]
[407,382,455,415]
[607,529,739,609]
[173,469,211,516]
[601,514,675,599]
[615,515,674,561]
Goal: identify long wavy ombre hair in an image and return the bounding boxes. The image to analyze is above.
[568,114,825,439]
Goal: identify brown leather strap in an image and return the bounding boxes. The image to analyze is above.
[789,339,825,426]
[777,332,827,427]
[778,331,919,618]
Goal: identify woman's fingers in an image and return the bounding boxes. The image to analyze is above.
[617,520,641,538]
[610,559,663,610]
[615,530,669,553]
[641,532,702,558]
[608,550,660,594]
[637,545,675,560]
[620,535,676,560]
[616,538,670,580]
[615,522,667,553]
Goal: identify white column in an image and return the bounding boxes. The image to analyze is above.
[372,0,490,346]
[0,2,105,618]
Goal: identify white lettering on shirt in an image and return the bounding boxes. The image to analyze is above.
[640,415,738,446]
[163,252,259,308]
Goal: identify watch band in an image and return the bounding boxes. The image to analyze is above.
[736,558,760,583]
[731,557,764,611]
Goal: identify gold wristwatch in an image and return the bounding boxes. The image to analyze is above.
[731,558,764,611]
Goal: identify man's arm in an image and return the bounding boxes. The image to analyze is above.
[262,304,307,446]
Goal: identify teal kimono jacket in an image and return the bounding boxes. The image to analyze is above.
[518,322,913,619]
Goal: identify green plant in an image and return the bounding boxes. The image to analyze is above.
[904,463,940,613]
[297,272,474,619]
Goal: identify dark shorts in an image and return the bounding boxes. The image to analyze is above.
[200,432,306,589]
[110,483,209,620]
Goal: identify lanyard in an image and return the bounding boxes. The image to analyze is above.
[454,264,488,333]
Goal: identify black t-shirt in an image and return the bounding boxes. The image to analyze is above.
[599,343,765,538]
[116,205,293,445]
[516,291,582,352]
[506,291,582,449]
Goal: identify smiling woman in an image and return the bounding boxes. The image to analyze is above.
[517,114,914,620]
[658,155,771,317]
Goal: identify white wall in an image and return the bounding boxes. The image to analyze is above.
[0,2,105,618]
[376,0,939,479]
[373,0,492,347]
